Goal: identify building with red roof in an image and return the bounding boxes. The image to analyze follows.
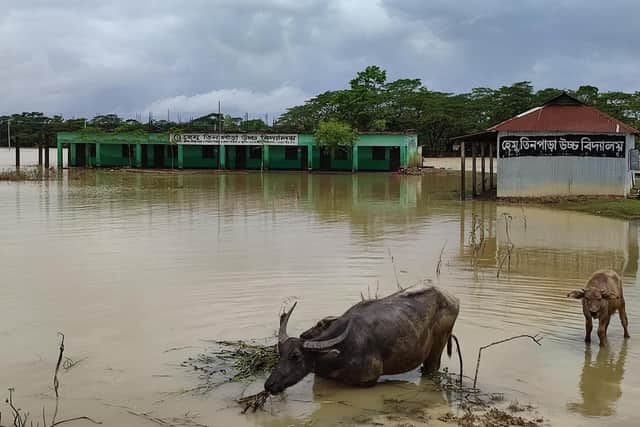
[453,93,639,198]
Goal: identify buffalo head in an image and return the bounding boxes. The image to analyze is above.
[264,303,349,394]
[568,288,617,319]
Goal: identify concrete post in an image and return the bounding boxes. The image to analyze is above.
[178,144,184,169]
[57,141,63,169]
[352,145,358,172]
[95,143,101,167]
[307,145,313,171]
[400,144,407,168]
[135,144,142,168]
[219,145,226,169]
[70,143,76,166]
[263,145,270,170]
[85,144,91,167]
[38,145,43,166]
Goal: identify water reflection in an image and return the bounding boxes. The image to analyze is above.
[264,376,450,427]
[568,341,628,417]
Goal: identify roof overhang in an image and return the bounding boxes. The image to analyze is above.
[450,130,497,144]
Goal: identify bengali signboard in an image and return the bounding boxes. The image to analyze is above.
[171,133,298,146]
[499,134,626,158]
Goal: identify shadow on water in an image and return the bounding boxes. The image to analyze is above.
[567,341,628,417]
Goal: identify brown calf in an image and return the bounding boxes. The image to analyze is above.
[568,270,630,347]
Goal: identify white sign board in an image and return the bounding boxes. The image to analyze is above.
[172,133,298,146]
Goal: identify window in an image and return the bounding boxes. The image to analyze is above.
[285,146,298,161]
[202,146,217,159]
[249,146,262,159]
[372,147,386,161]
[335,148,348,161]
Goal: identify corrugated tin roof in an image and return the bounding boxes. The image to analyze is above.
[488,93,638,134]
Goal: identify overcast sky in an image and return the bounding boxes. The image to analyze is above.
[1,0,638,120]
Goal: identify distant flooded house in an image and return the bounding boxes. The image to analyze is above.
[453,93,639,198]
[56,131,418,172]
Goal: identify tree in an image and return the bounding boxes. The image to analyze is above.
[314,120,358,150]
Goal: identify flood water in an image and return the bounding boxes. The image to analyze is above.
[1,148,639,426]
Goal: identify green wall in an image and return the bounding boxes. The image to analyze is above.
[358,147,391,171]
[269,146,304,170]
[183,145,219,169]
[101,144,134,167]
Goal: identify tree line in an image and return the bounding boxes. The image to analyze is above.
[2,65,639,154]
[275,66,640,154]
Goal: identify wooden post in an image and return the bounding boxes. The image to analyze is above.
[472,143,477,197]
[38,145,43,166]
[489,142,494,190]
[44,143,50,168]
[460,141,466,200]
[481,143,486,193]
[15,140,20,170]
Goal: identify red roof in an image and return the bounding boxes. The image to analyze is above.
[488,94,638,134]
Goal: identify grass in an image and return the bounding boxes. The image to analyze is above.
[553,198,640,219]
[0,167,55,181]
[499,195,640,220]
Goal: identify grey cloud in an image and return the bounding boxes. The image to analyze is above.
[0,0,638,118]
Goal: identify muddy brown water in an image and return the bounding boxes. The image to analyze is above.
[1,148,639,426]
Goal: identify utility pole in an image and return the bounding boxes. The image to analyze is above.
[7,118,11,149]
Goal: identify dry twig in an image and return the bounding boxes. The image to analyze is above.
[473,334,543,389]
[436,242,446,279]
[388,249,402,290]
[496,213,515,278]
[0,334,101,427]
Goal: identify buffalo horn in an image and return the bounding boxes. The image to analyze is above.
[303,321,351,350]
[278,302,297,344]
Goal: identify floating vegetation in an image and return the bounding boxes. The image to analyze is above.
[438,407,543,427]
[180,339,278,408]
[237,390,270,414]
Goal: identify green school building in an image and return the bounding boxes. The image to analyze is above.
[56,132,418,172]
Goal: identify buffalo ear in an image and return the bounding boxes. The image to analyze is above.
[602,290,618,299]
[567,289,585,299]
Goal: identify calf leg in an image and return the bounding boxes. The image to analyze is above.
[585,316,593,343]
[597,316,610,347]
[619,303,630,338]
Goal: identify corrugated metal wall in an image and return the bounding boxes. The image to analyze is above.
[497,132,635,197]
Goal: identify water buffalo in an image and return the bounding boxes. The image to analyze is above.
[264,286,459,394]
[567,269,630,347]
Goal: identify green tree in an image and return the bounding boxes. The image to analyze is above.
[314,120,358,150]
